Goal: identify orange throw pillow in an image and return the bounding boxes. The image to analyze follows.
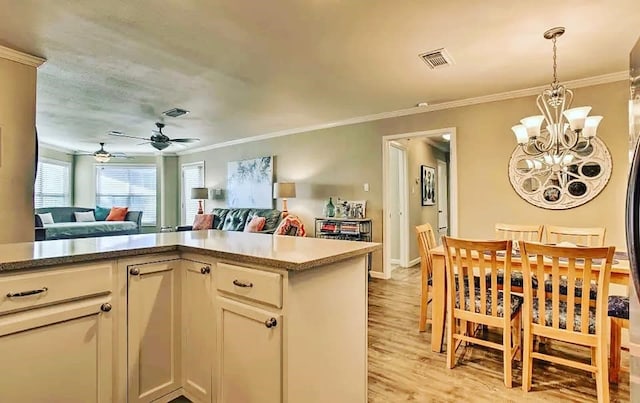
[193,214,214,230]
[275,215,306,236]
[244,216,266,232]
[106,207,128,221]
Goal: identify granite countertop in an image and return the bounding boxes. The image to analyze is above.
[0,230,381,272]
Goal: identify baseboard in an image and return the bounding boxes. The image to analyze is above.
[370,270,390,280]
[408,257,421,267]
[390,258,400,265]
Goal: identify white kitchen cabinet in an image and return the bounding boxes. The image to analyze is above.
[0,294,113,402]
[216,296,282,403]
[128,260,182,403]
[181,259,214,402]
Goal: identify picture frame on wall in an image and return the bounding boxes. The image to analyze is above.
[421,165,436,206]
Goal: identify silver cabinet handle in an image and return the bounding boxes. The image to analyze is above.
[101,303,112,312]
[265,317,277,328]
[232,279,253,288]
[200,266,211,275]
[6,287,48,298]
[129,268,140,275]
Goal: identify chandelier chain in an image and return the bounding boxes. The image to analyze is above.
[552,36,558,86]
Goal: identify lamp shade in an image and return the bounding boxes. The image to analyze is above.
[190,187,209,200]
[274,182,296,198]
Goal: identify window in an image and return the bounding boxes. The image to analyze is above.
[96,165,157,226]
[181,162,205,225]
[34,159,71,208]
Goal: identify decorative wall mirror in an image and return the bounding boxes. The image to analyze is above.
[508,137,612,209]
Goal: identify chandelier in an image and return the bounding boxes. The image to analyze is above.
[511,27,603,167]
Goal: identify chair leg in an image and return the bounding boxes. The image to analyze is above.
[446,310,456,369]
[419,284,429,332]
[595,344,610,403]
[522,327,533,392]
[503,317,513,388]
[610,318,622,384]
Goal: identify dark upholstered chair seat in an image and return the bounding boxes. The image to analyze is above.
[532,298,596,334]
[454,288,523,318]
[608,295,629,320]
[544,278,598,300]
[485,271,538,289]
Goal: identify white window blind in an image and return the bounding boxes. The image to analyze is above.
[96,165,157,226]
[34,159,71,208]
[182,162,205,225]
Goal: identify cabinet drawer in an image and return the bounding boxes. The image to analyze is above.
[216,263,282,308]
[0,263,113,315]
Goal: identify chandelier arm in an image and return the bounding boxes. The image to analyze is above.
[572,137,592,152]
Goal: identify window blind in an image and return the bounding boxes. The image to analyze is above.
[182,163,204,225]
[34,160,71,208]
[96,165,157,226]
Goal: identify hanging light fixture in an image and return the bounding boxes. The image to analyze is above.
[511,27,603,165]
[93,143,112,163]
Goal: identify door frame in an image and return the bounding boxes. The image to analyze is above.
[436,158,449,238]
[387,141,410,269]
[380,128,458,279]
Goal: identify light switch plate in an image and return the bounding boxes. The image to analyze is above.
[363,183,369,192]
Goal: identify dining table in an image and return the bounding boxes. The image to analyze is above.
[427,244,631,353]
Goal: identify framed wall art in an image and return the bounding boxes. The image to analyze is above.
[421,165,436,206]
[227,156,273,208]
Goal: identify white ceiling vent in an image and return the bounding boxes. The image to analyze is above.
[419,48,455,69]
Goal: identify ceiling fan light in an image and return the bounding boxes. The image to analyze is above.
[94,154,111,163]
[152,142,170,151]
[563,106,592,131]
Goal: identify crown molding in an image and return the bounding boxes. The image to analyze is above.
[39,141,176,157]
[0,45,45,67]
[178,71,627,156]
[38,142,73,154]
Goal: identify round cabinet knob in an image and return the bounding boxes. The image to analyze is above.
[264,317,278,328]
[200,266,211,275]
[129,268,140,275]
[101,303,112,312]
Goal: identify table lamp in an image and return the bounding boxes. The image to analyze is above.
[191,187,209,214]
[273,182,296,216]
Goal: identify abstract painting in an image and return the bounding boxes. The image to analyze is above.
[227,156,273,208]
[421,165,436,206]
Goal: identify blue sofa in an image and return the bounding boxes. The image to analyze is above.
[35,207,143,241]
[177,208,282,233]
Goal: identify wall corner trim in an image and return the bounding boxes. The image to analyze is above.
[0,45,46,68]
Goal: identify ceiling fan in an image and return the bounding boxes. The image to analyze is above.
[73,143,129,163]
[109,122,200,151]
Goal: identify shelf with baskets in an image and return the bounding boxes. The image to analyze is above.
[314,217,372,242]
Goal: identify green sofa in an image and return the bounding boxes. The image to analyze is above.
[177,208,282,233]
[35,207,143,240]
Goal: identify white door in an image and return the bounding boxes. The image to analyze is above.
[437,159,449,241]
[0,295,113,403]
[182,260,214,402]
[128,260,182,403]
[216,297,282,403]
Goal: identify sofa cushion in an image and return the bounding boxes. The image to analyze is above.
[38,212,54,224]
[246,209,282,232]
[43,221,137,240]
[107,207,129,221]
[95,206,110,221]
[74,211,96,222]
[211,208,229,230]
[222,209,250,231]
[245,216,266,232]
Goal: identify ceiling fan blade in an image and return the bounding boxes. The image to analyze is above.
[109,132,151,141]
[110,152,129,158]
[170,138,200,143]
[137,141,152,146]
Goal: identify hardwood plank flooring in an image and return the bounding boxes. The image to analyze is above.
[368,266,630,402]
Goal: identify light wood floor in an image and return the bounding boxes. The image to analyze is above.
[368,266,630,402]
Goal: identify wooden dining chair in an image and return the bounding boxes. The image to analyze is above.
[416,223,437,332]
[545,225,606,247]
[442,236,522,388]
[608,295,630,383]
[519,242,614,401]
[495,223,544,242]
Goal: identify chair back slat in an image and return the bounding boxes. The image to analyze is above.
[495,223,543,242]
[416,223,437,280]
[520,242,614,336]
[443,237,511,318]
[545,225,606,247]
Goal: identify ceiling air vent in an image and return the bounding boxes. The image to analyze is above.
[162,108,190,118]
[419,48,454,69]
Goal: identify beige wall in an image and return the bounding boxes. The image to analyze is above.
[179,80,627,273]
[0,58,37,243]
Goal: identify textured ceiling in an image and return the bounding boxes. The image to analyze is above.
[0,0,638,154]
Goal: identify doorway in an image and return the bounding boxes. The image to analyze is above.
[380,128,458,279]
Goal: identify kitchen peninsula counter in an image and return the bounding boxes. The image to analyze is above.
[0,230,380,272]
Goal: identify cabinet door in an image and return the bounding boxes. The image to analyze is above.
[182,261,214,402]
[216,297,282,403]
[128,261,181,403]
[0,295,113,403]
